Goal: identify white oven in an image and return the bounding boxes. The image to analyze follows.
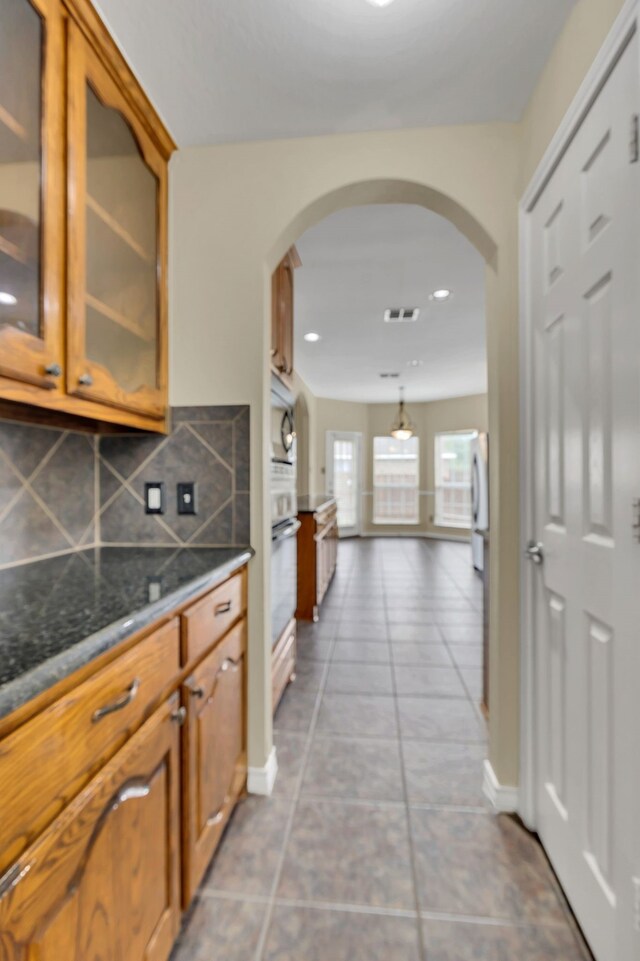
[270,376,299,645]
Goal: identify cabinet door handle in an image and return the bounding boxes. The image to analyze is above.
[92,678,140,723]
[218,657,239,677]
[79,372,94,386]
[171,706,187,726]
[186,677,205,699]
[45,362,62,377]
[214,600,232,616]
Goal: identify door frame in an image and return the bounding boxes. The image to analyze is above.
[518,0,639,829]
[325,430,363,537]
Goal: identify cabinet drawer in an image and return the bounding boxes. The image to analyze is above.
[315,503,337,532]
[182,570,246,666]
[0,618,180,878]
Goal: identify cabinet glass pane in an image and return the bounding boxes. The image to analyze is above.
[85,85,158,392]
[0,0,43,339]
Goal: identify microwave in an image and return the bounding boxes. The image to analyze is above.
[270,376,296,465]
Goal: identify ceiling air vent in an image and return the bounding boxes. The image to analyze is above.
[383,308,420,324]
[379,372,400,379]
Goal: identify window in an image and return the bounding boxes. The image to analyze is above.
[434,431,476,528]
[373,436,419,525]
[332,437,357,530]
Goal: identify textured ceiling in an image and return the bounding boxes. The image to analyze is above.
[294,204,486,404]
[94,0,576,145]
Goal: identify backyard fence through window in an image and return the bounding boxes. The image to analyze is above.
[373,436,419,525]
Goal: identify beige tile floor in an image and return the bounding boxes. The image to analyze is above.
[171,538,593,961]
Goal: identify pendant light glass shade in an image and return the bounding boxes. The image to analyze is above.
[390,387,415,440]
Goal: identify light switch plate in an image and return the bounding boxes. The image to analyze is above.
[145,482,165,514]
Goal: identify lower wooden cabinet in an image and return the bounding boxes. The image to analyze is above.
[0,694,182,961]
[297,501,338,621]
[181,619,247,905]
[272,616,296,714]
[0,565,250,961]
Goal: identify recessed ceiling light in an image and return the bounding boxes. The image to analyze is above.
[366,0,396,6]
[0,291,17,306]
[304,332,321,343]
[431,289,452,301]
[406,359,424,368]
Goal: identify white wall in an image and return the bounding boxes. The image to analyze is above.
[169,0,628,788]
[308,392,488,539]
[169,122,521,786]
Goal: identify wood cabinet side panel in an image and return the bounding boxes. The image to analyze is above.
[296,513,318,620]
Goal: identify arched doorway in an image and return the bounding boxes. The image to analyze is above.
[258,176,516,805]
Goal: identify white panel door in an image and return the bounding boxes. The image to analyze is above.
[528,33,640,961]
[326,431,362,537]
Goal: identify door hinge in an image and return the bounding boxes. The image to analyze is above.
[630,114,639,163]
[633,499,640,542]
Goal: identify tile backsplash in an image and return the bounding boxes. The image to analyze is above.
[0,422,97,568]
[0,405,250,569]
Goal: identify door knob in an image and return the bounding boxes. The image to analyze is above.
[525,540,544,565]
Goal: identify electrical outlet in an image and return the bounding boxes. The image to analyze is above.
[145,482,165,514]
[147,576,163,603]
[177,482,197,515]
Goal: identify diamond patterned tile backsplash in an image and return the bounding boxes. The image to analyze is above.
[99,406,250,548]
[0,406,250,569]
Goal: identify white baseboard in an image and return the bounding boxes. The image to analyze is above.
[483,759,519,813]
[247,746,278,796]
[359,531,470,543]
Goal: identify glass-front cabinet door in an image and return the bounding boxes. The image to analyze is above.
[0,0,63,388]
[66,22,167,420]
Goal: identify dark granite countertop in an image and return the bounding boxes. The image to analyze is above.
[297,495,336,514]
[0,546,253,721]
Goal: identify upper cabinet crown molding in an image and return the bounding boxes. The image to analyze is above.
[0,0,174,433]
[60,0,177,159]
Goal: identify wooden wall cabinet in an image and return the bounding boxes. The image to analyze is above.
[0,565,249,960]
[296,501,338,621]
[0,0,64,392]
[270,246,300,389]
[0,0,174,432]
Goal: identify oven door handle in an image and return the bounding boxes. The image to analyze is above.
[272,519,301,543]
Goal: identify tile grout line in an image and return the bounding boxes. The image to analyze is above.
[383,554,429,961]
[252,574,349,960]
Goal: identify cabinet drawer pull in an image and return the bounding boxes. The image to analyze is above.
[92,678,140,723]
[214,600,232,616]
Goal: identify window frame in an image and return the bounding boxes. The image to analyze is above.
[433,429,477,530]
[372,435,420,526]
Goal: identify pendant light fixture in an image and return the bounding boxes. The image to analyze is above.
[390,387,415,441]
